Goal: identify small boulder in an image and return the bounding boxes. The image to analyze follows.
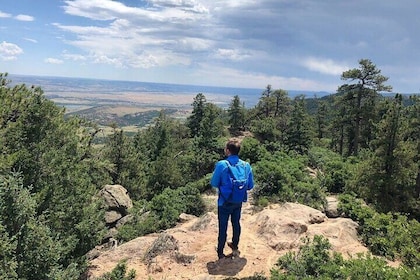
[325,196,340,218]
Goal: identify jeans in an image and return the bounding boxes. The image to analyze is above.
[217,202,242,257]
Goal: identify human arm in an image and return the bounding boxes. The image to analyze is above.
[247,164,254,190]
[210,160,225,188]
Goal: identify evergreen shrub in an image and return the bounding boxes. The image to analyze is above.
[339,194,420,267]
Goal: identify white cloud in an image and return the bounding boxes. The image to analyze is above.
[15,14,35,21]
[92,54,122,67]
[302,58,349,76]
[55,0,212,70]
[0,41,23,60]
[62,0,208,23]
[149,0,209,13]
[193,64,337,91]
[208,0,256,10]
[24,38,38,43]
[63,0,126,20]
[45,58,64,64]
[62,52,87,61]
[20,0,417,92]
[132,51,190,68]
[0,11,11,18]
[214,48,250,61]
[178,38,212,51]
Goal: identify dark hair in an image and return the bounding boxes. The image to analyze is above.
[226,138,241,155]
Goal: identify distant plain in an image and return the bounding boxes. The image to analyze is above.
[9,74,332,130]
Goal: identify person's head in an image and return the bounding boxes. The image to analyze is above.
[225,138,241,156]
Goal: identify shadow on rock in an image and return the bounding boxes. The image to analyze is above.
[207,257,247,276]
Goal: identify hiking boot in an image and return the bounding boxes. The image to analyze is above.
[227,242,240,257]
[218,253,227,260]
[227,242,238,250]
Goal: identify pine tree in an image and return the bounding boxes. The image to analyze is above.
[337,59,392,156]
[285,95,313,154]
[0,74,109,275]
[315,99,328,139]
[356,95,418,215]
[187,93,207,138]
[228,95,246,135]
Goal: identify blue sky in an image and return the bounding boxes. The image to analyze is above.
[1,0,419,93]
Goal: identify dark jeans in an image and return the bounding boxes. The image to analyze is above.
[217,202,242,257]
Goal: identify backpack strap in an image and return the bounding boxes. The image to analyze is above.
[226,161,237,180]
[217,160,233,203]
[227,160,248,181]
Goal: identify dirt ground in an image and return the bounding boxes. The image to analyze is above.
[87,198,369,280]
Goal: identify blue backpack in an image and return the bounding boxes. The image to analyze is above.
[222,160,249,204]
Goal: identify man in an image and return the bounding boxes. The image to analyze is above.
[210,138,254,259]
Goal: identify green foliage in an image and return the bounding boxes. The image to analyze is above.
[253,152,326,209]
[116,201,159,241]
[102,128,129,184]
[96,260,136,280]
[228,95,246,135]
[337,193,375,224]
[342,255,420,280]
[149,185,206,229]
[187,93,207,138]
[185,173,212,193]
[271,235,420,280]
[17,218,64,279]
[284,95,313,154]
[146,149,185,197]
[272,235,344,279]
[118,185,206,241]
[334,59,392,156]
[308,146,354,193]
[250,117,281,144]
[338,194,420,267]
[132,112,190,199]
[223,273,268,280]
[255,196,269,208]
[65,106,177,127]
[0,173,71,279]
[249,87,294,147]
[182,135,220,181]
[314,99,329,139]
[348,95,419,217]
[0,222,17,279]
[0,75,110,277]
[239,136,268,164]
[187,93,225,141]
[196,102,225,149]
[363,213,420,267]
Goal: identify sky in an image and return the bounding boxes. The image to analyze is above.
[1,0,419,93]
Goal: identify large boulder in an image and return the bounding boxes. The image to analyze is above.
[248,202,327,250]
[98,184,133,238]
[100,184,133,215]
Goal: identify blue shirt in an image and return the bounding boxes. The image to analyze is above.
[210,155,254,206]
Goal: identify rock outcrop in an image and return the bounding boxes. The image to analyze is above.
[99,184,134,242]
[86,185,134,260]
[86,199,369,280]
